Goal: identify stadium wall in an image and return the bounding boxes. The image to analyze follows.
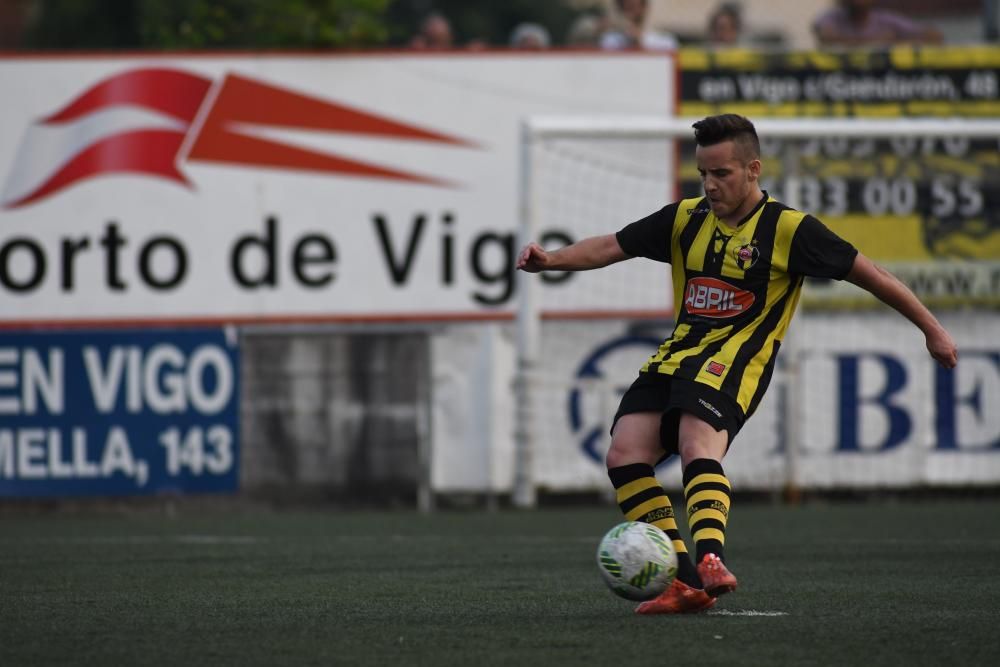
[0,49,997,500]
[487,310,999,494]
[0,52,675,499]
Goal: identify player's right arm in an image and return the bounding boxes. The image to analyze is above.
[518,203,676,273]
[516,234,630,273]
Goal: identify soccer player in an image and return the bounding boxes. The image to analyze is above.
[516,114,957,614]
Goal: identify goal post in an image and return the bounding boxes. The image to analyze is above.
[514,115,1000,508]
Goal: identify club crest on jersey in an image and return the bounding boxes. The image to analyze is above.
[734,242,760,270]
[684,277,755,318]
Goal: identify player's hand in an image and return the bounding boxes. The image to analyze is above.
[926,328,958,369]
[516,242,550,273]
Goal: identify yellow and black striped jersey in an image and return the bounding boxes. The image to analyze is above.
[615,193,858,418]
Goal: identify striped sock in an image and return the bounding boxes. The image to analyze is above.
[608,463,700,588]
[682,458,732,563]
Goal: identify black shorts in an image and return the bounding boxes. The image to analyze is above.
[611,372,746,455]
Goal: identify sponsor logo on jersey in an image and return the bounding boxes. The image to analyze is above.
[734,242,760,270]
[706,360,726,376]
[684,277,754,318]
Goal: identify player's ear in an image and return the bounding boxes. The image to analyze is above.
[746,158,761,182]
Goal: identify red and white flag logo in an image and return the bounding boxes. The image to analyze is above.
[3,67,472,209]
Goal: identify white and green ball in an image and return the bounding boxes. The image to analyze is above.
[596,521,678,601]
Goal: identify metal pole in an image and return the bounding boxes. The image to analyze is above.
[513,120,539,508]
[416,332,434,513]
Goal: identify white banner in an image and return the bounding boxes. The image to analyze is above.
[0,54,675,325]
[430,311,1000,493]
[787,311,1000,488]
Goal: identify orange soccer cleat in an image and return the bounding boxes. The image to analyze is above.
[634,578,716,615]
[697,553,738,597]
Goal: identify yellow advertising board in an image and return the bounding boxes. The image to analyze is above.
[678,46,1000,308]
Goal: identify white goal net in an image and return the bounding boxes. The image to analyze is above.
[514,116,1000,507]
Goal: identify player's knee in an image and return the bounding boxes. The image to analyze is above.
[677,435,727,464]
[605,438,659,470]
[677,414,729,463]
[605,444,630,470]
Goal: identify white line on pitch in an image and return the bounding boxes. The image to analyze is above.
[2,535,263,545]
[707,609,788,617]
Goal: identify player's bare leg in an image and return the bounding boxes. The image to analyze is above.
[678,414,738,597]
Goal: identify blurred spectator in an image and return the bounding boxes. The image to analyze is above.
[410,12,453,50]
[813,0,943,46]
[565,13,605,48]
[509,22,551,50]
[0,0,29,48]
[707,2,744,47]
[600,0,678,51]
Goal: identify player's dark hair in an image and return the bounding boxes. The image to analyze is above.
[692,114,760,163]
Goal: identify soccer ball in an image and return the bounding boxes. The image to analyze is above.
[596,521,677,601]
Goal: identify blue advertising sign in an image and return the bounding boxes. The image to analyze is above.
[569,334,665,466]
[0,328,239,497]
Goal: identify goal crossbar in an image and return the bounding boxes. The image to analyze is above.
[525,116,1000,140]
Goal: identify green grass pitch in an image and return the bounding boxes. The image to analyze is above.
[2,499,999,666]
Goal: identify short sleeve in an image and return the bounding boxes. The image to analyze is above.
[615,203,677,264]
[787,215,858,279]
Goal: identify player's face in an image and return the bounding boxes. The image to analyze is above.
[695,141,760,220]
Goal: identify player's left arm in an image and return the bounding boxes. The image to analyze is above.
[845,253,957,368]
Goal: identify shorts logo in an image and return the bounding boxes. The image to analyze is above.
[684,277,755,318]
[706,360,726,376]
[697,398,723,418]
[734,242,760,270]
